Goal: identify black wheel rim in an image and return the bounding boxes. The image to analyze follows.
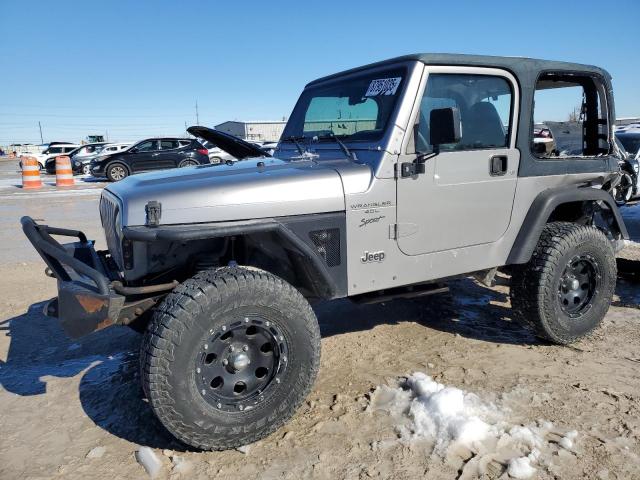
[557,254,600,317]
[195,315,287,412]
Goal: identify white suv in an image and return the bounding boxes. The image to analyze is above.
[99,142,132,155]
[21,143,80,169]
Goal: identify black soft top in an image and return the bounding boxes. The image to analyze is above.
[307,53,611,86]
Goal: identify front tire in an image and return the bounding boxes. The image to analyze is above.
[510,222,616,344]
[106,162,129,182]
[140,266,321,450]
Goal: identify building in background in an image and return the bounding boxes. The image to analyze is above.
[617,117,640,127]
[214,121,286,142]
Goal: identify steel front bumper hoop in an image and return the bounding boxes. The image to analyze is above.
[20,216,125,338]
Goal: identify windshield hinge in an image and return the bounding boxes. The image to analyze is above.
[389,224,398,240]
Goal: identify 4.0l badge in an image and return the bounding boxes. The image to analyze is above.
[360,250,385,263]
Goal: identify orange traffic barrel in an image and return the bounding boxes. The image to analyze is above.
[55,155,74,187]
[21,156,43,189]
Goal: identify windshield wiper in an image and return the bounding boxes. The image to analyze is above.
[317,133,354,160]
[283,135,306,155]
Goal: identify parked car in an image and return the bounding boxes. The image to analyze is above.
[613,132,640,203]
[616,130,640,160]
[201,140,236,164]
[201,138,275,164]
[44,142,108,175]
[260,141,279,155]
[89,138,209,181]
[99,142,132,155]
[73,143,132,175]
[532,124,556,156]
[20,143,80,169]
[22,53,628,451]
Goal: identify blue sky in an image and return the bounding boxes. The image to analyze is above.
[1,0,638,144]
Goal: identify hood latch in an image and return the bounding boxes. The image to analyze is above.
[145,201,162,227]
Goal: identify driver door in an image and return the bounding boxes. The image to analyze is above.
[396,67,520,256]
[130,140,159,172]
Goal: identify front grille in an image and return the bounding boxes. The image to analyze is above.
[99,192,123,270]
[309,228,341,267]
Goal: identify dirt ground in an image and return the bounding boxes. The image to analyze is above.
[1,159,640,479]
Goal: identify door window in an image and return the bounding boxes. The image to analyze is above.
[47,146,63,154]
[416,73,513,152]
[135,140,159,152]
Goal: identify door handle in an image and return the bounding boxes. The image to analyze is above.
[489,155,508,176]
[152,153,160,156]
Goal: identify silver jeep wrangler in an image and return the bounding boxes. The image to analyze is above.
[22,53,628,450]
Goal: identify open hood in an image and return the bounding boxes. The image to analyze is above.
[187,126,272,160]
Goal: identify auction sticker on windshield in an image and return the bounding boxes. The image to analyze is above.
[365,77,402,96]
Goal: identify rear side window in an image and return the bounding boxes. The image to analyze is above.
[179,140,191,147]
[160,140,179,150]
[532,73,610,158]
[416,73,512,152]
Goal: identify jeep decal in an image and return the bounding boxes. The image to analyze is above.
[360,250,385,263]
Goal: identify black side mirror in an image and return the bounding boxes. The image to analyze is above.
[429,107,461,147]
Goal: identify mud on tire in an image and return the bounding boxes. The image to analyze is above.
[140,266,321,450]
[510,222,616,344]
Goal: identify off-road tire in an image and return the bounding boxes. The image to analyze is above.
[106,162,129,182]
[510,222,616,344]
[140,266,321,450]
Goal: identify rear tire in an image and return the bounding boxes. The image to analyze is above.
[178,159,199,168]
[140,266,321,450]
[510,222,616,344]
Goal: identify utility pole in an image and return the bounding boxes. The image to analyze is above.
[195,100,200,125]
[38,121,43,143]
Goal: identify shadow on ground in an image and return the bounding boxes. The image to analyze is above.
[316,277,538,346]
[0,303,177,449]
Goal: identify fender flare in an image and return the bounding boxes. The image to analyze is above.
[506,186,629,265]
[123,215,348,299]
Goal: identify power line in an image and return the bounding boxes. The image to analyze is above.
[0,112,194,118]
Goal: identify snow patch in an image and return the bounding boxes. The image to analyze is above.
[508,456,537,479]
[369,371,579,477]
[135,447,162,478]
[86,446,106,459]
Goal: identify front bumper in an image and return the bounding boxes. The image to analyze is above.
[21,216,125,338]
[90,162,106,177]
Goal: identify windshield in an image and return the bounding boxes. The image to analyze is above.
[617,134,640,155]
[282,67,406,143]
